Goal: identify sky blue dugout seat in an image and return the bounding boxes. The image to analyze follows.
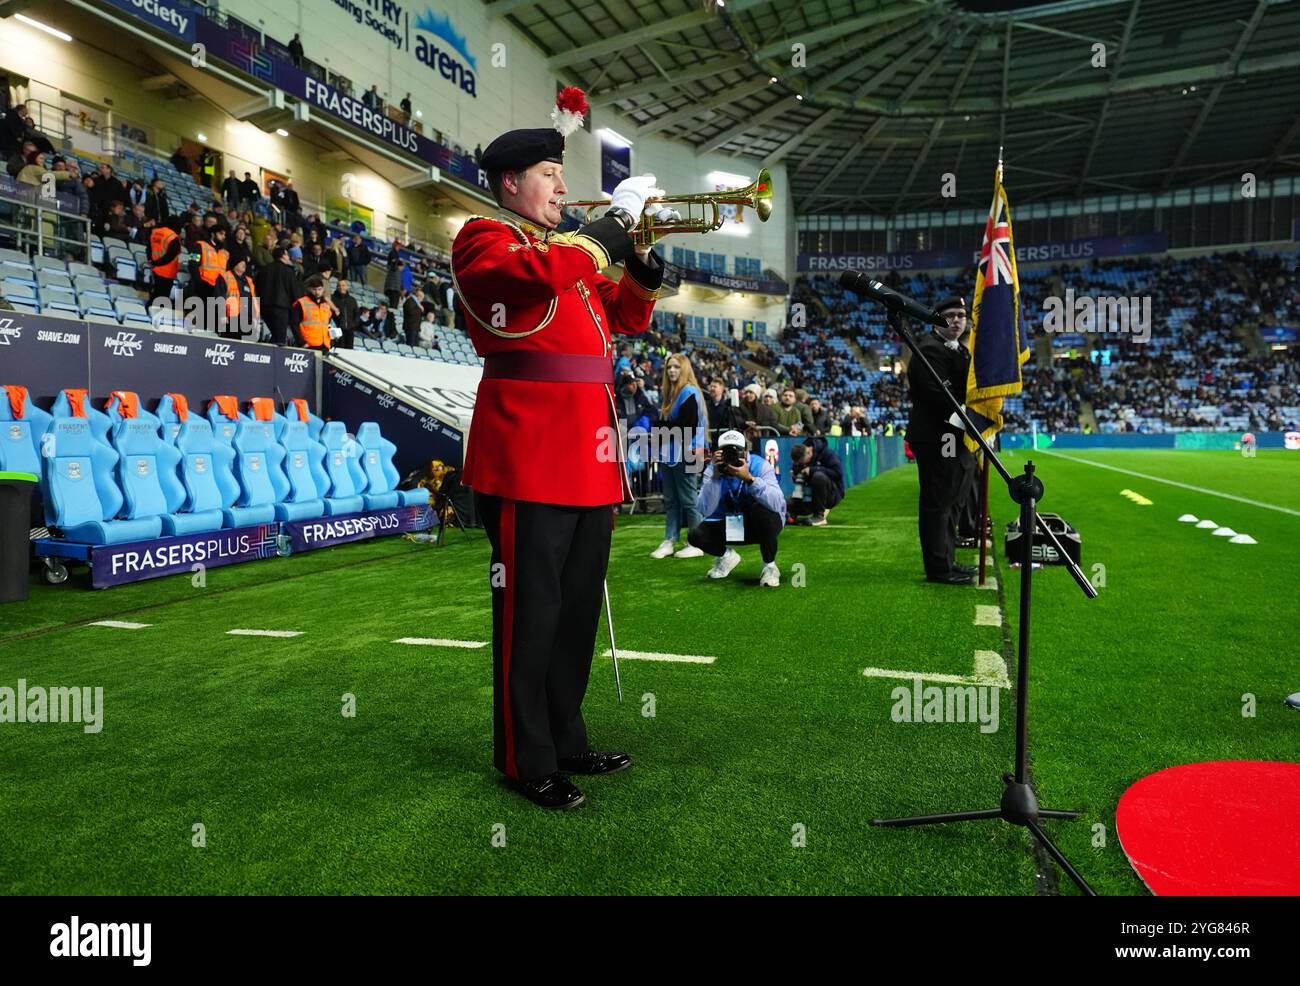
[226,420,286,528]
[284,398,325,442]
[354,422,430,508]
[0,385,54,465]
[43,418,161,544]
[51,389,113,445]
[207,395,245,446]
[318,421,367,516]
[105,391,163,437]
[274,420,326,521]
[172,418,238,533]
[155,392,191,443]
[112,417,224,536]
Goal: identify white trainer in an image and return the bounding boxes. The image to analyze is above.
[650,539,676,559]
[674,545,704,558]
[708,548,741,579]
[759,562,780,587]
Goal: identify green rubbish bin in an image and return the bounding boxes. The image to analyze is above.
[0,471,38,603]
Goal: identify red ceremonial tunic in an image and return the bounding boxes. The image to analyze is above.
[452,209,663,507]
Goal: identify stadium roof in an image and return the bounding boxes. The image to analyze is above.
[492,0,1300,214]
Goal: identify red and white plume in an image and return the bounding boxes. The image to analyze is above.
[552,87,588,138]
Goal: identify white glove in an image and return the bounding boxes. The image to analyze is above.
[329,326,342,340]
[609,174,664,219]
[645,204,681,224]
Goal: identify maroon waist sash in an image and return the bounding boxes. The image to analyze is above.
[481,352,614,385]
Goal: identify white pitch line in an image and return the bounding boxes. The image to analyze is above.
[863,650,1010,689]
[600,648,716,664]
[393,637,487,648]
[89,620,152,629]
[974,604,1002,626]
[1040,450,1300,517]
[226,629,303,638]
[976,576,998,590]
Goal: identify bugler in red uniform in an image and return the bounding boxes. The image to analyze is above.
[453,208,663,506]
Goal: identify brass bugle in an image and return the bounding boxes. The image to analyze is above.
[562,169,774,245]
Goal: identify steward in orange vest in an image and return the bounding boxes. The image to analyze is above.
[219,258,259,339]
[148,218,182,304]
[291,275,334,350]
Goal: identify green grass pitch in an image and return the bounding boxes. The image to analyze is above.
[1,449,1295,895]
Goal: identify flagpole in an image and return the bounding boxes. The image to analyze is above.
[977,454,991,585]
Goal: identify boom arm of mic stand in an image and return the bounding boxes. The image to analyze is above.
[888,310,1096,599]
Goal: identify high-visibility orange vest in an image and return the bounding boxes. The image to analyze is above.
[294,295,332,348]
[198,240,228,285]
[150,227,179,278]
[221,271,258,321]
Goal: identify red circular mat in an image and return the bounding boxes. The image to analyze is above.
[1116,760,1300,895]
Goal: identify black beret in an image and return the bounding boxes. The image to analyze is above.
[935,295,967,314]
[479,128,565,174]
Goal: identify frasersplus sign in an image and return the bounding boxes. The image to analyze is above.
[283,505,434,552]
[196,20,488,189]
[798,233,1170,273]
[90,524,281,587]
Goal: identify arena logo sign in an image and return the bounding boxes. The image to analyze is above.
[412,9,477,97]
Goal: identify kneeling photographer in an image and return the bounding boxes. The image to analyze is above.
[686,430,786,587]
[789,437,845,526]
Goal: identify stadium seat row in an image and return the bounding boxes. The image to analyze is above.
[0,387,429,546]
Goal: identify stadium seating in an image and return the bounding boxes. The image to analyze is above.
[355,422,430,508]
[317,422,367,516]
[42,418,162,544]
[228,419,290,527]
[273,420,330,521]
[175,417,241,523]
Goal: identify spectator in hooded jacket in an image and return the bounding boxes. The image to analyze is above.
[788,437,845,526]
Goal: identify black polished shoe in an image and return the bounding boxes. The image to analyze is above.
[514,772,585,809]
[557,751,632,776]
[927,571,974,585]
[953,563,978,575]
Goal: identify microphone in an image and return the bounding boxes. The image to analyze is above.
[839,271,950,329]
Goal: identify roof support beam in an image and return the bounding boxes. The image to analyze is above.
[1077,0,1140,194]
[697,97,800,155]
[635,77,773,137]
[891,119,945,213]
[589,55,750,107]
[1161,0,1271,190]
[764,108,842,164]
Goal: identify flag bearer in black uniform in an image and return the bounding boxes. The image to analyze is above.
[908,295,978,585]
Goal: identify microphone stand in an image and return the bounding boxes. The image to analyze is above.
[869,308,1099,896]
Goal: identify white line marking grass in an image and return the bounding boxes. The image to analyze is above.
[89,620,152,629]
[863,650,1010,689]
[600,649,716,664]
[1041,450,1300,517]
[974,605,1002,626]
[393,638,487,648]
[977,576,998,590]
[226,629,303,638]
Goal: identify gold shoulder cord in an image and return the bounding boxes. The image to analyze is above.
[451,217,557,338]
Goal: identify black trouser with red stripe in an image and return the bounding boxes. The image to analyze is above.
[474,493,613,781]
